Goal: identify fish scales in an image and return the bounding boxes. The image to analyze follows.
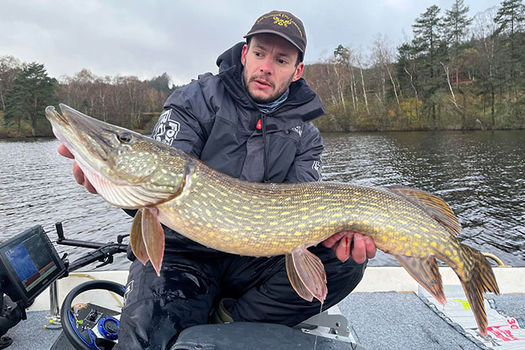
[156,164,458,260]
[45,104,500,337]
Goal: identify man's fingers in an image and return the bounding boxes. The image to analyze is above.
[59,144,97,194]
[72,162,84,185]
[365,236,377,259]
[72,162,98,194]
[323,231,377,263]
[84,180,98,194]
[334,236,350,262]
[321,231,345,248]
[57,144,74,159]
[351,234,366,264]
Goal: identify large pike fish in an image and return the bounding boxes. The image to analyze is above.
[46,104,499,336]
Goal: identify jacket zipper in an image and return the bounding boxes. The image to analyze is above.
[261,114,269,183]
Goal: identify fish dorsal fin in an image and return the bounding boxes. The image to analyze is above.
[285,246,327,304]
[386,186,461,236]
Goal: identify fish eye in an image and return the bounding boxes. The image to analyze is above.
[117,132,132,143]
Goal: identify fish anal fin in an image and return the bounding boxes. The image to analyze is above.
[456,245,500,337]
[285,246,327,304]
[142,207,165,277]
[395,254,446,304]
[386,186,461,236]
[130,209,149,265]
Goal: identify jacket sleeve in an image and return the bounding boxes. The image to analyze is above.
[284,122,323,183]
[151,82,210,158]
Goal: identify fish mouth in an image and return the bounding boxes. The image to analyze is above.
[46,104,110,162]
[45,103,178,209]
[46,105,74,152]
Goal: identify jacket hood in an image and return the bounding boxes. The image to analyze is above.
[215,42,325,123]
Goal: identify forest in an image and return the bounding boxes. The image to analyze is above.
[1,0,524,137]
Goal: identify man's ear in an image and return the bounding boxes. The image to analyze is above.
[292,62,304,82]
[241,44,248,66]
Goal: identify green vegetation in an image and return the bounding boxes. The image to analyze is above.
[0,61,176,138]
[4,63,57,137]
[0,0,524,137]
[305,0,525,131]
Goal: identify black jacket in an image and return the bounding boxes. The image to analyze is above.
[150,42,325,254]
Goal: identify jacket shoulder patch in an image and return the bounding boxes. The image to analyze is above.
[153,109,181,146]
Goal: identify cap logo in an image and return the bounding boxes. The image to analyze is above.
[273,16,292,28]
[257,13,304,38]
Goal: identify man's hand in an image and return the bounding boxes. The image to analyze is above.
[57,144,98,194]
[322,231,376,264]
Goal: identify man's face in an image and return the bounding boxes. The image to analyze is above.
[241,34,304,104]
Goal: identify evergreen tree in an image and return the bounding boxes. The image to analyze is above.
[412,5,445,124]
[494,0,525,118]
[442,0,473,126]
[146,73,173,94]
[495,0,525,36]
[443,0,473,47]
[5,63,57,137]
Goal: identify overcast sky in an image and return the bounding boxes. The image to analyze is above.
[1,0,498,86]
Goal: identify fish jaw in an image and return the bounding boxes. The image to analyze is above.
[45,104,187,209]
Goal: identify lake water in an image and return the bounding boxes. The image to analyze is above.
[0,130,524,270]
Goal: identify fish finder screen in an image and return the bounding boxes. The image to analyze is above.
[0,225,65,305]
[4,234,58,293]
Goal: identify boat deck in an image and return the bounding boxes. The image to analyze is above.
[342,292,525,350]
[4,267,524,350]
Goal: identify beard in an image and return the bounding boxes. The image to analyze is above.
[243,70,295,104]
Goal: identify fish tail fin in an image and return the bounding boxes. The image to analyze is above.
[456,245,500,337]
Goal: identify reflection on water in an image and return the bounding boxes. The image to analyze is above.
[0,131,524,268]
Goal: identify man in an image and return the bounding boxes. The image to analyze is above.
[58,10,376,350]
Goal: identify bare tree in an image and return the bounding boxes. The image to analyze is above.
[372,35,401,108]
[0,56,22,111]
[354,51,370,115]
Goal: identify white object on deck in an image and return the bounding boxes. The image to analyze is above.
[354,266,525,294]
[28,266,525,312]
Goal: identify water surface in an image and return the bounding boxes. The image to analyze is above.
[322,131,525,266]
[0,130,523,269]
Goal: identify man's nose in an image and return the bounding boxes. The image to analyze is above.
[259,57,273,74]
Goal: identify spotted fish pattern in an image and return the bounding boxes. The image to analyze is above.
[46,104,500,337]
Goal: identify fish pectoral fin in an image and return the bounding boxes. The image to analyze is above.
[142,207,165,277]
[130,209,150,265]
[395,254,446,304]
[386,186,461,236]
[285,246,327,304]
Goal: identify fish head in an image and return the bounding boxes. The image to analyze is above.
[46,104,188,209]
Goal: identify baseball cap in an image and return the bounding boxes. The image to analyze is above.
[244,10,306,57]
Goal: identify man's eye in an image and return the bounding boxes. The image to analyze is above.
[277,59,287,64]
